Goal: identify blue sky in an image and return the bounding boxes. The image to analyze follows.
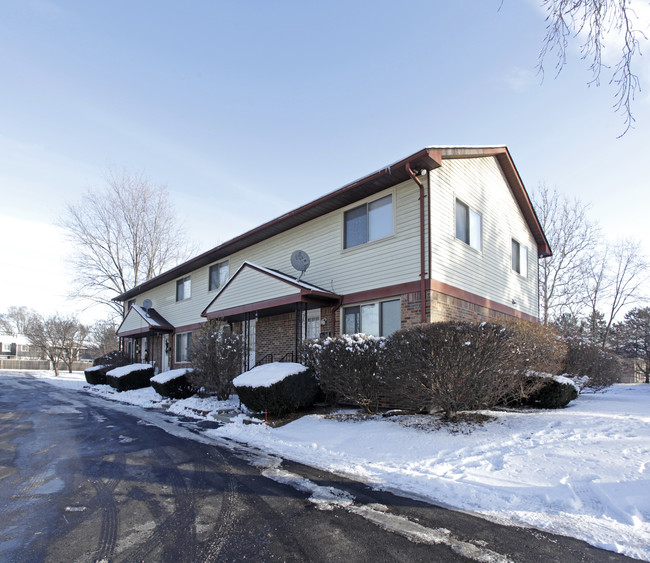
[1,0,649,322]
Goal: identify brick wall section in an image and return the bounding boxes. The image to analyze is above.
[428,289,511,324]
[257,312,296,362]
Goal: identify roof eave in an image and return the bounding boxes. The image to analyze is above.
[114,148,443,302]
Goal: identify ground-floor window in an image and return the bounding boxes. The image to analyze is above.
[175,332,192,363]
[303,308,321,340]
[343,298,400,337]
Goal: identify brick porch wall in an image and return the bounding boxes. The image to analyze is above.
[256,312,296,362]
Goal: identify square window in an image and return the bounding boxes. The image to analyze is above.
[343,299,400,336]
[455,199,481,251]
[176,276,191,301]
[209,261,229,291]
[344,195,393,249]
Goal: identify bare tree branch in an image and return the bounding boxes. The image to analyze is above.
[60,169,194,318]
[537,0,647,135]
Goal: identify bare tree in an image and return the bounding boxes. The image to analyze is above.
[24,314,88,375]
[0,306,38,336]
[623,306,650,382]
[602,238,648,347]
[533,184,601,325]
[581,241,611,339]
[537,0,647,134]
[61,169,193,318]
[88,319,119,358]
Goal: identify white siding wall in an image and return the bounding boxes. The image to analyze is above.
[209,267,301,312]
[129,179,423,328]
[429,156,539,318]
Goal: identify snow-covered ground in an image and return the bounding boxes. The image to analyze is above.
[9,370,650,561]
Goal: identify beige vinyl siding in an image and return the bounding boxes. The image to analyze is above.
[226,181,423,297]
[208,267,301,313]
[429,156,538,317]
[127,270,213,329]
[118,309,149,333]
[127,179,424,328]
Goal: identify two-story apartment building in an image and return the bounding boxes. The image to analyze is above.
[115,146,551,373]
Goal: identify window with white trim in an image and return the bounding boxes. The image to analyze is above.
[175,332,192,363]
[303,308,321,340]
[209,260,229,291]
[455,199,482,251]
[343,299,400,337]
[176,276,191,301]
[344,194,393,249]
[512,239,528,277]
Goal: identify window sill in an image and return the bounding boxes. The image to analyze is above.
[342,233,395,253]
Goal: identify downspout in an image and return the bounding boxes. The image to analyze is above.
[406,163,427,324]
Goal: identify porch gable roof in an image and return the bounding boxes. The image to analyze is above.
[116,304,174,338]
[202,261,340,320]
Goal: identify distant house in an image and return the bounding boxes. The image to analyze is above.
[115,146,551,373]
[0,333,35,360]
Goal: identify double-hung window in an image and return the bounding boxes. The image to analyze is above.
[344,194,393,249]
[343,299,400,337]
[209,260,229,291]
[176,276,191,301]
[455,199,482,251]
[175,332,192,363]
[512,239,528,277]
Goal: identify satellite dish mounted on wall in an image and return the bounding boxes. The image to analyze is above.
[142,299,153,317]
[290,250,310,282]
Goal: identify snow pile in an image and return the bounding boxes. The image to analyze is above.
[84,364,107,373]
[85,383,166,408]
[9,369,650,559]
[233,362,307,388]
[210,385,650,560]
[106,363,152,378]
[167,395,242,419]
[151,367,192,384]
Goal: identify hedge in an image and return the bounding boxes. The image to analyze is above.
[151,368,195,399]
[234,364,319,416]
[106,363,154,392]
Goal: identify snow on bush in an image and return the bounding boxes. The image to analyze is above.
[302,334,386,413]
[188,320,243,400]
[106,363,154,392]
[151,368,195,399]
[234,362,319,416]
[84,364,109,385]
[233,362,307,388]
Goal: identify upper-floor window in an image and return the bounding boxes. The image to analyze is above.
[343,299,400,337]
[344,194,393,249]
[209,260,229,291]
[176,276,191,301]
[127,299,135,311]
[455,199,482,251]
[512,239,528,277]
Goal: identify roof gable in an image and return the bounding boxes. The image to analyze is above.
[202,261,339,319]
[116,304,173,337]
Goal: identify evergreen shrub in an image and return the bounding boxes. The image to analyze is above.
[84,364,109,385]
[93,350,130,369]
[151,368,195,399]
[522,376,579,408]
[106,363,154,391]
[234,365,319,416]
[301,334,386,413]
